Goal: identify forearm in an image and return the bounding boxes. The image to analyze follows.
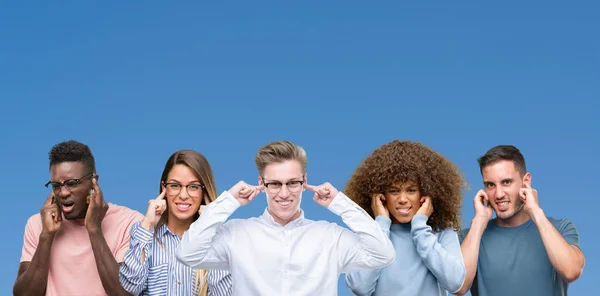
[455,218,487,295]
[119,223,152,295]
[13,234,54,296]
[531,208,585,282]
[176,191,237,269]
[89,230,130,296]
[329,193,396,270]
[411,215,465,293]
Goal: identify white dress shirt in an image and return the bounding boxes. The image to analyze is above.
[176,190,395,296]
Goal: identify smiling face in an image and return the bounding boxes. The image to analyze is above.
[164,164,204,223]
[384,180,422,224]
[260,160,304,226]
[482,160,531,227]
[49,161,95,220]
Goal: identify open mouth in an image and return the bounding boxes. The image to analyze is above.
[61,201,75,214]
[496,200,510,211]
[175,203,192,212]
[396,207,412,215]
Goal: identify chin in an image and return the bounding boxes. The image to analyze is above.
[172,211,197,221]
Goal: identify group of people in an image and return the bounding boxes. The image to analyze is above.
[13,139,584,296]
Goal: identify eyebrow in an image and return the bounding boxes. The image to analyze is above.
[263,177,303,183]
[167,179,201,183]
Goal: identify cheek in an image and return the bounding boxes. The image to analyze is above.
[410,196,422,211]
[383,196,395,209]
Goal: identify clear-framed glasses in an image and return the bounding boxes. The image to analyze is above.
[262,176,305,194]
[163,182,205,197]
[45,173,94,194]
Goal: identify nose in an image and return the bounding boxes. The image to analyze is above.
[398,193,408,203]
[494,188,504,199]
[279,185,291,198]
[56,186,70,198]
[179,187,190,200]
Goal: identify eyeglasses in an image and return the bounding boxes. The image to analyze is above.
[45,173,94,194]
[163,182,205,197]
[262,176,305,194]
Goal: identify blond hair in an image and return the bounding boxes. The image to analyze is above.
[255,140,307,174]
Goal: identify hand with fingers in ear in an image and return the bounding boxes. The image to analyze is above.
[40,193,62,236]
[371,193,389,218]
[520,182,541,217]
[304,182,339,208]
[141,189,167,230]
[228,181,264,206]
[416,196,434,218]
[473,189,493,222]
[198,194,211,216]
[85,178,109,233]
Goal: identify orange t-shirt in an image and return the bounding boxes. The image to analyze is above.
[20,203,143,296]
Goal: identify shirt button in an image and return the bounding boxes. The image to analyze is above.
[178,281,181,285]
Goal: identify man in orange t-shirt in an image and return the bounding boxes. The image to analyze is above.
[13,140,143,296]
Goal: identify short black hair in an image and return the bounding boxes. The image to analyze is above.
[49,140,96,172]
[477,145,526,176]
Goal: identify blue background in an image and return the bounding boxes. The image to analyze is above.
[1,1,597,295]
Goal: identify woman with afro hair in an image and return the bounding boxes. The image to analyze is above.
[344,140,467,296]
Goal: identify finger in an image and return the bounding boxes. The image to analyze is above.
[256,185,264,192]
[524,182,531,189]
[249,186,262,200]
[92,178,103,204]
[156,190,166,201]
[45,193,54,206]
[303,183,318,192]
[519,188,527,199]
[316,187,329,197]
[371,193,381,204]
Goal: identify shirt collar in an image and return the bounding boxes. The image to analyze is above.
[155,223,177,238]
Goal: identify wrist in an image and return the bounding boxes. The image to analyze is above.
[140,218,154,230]
[86,225,102,234]
[471,216,489,232]
[39,231,56,241]
[529,207,545,223]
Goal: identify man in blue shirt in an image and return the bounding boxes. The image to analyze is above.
[456,145,585,296]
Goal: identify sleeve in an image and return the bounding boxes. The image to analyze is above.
[554,219,580,248]
[207,269,233,296]
[176,191,238,270]
[328,192,396,273]
[344,216,392,296]
[20,215,42,262]
[410,214,466,293]
[115,210,144,263]
[118,222,154,296]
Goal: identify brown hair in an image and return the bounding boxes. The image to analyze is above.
[477,145,527,176]
[254,140,307,174]
[156,150,218,296]
[345,140,466,231]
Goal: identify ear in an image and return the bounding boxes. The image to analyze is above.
[523,172,532,187]
[303,173,308,191]
[258,176,264,186]
[93,173,99,182]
